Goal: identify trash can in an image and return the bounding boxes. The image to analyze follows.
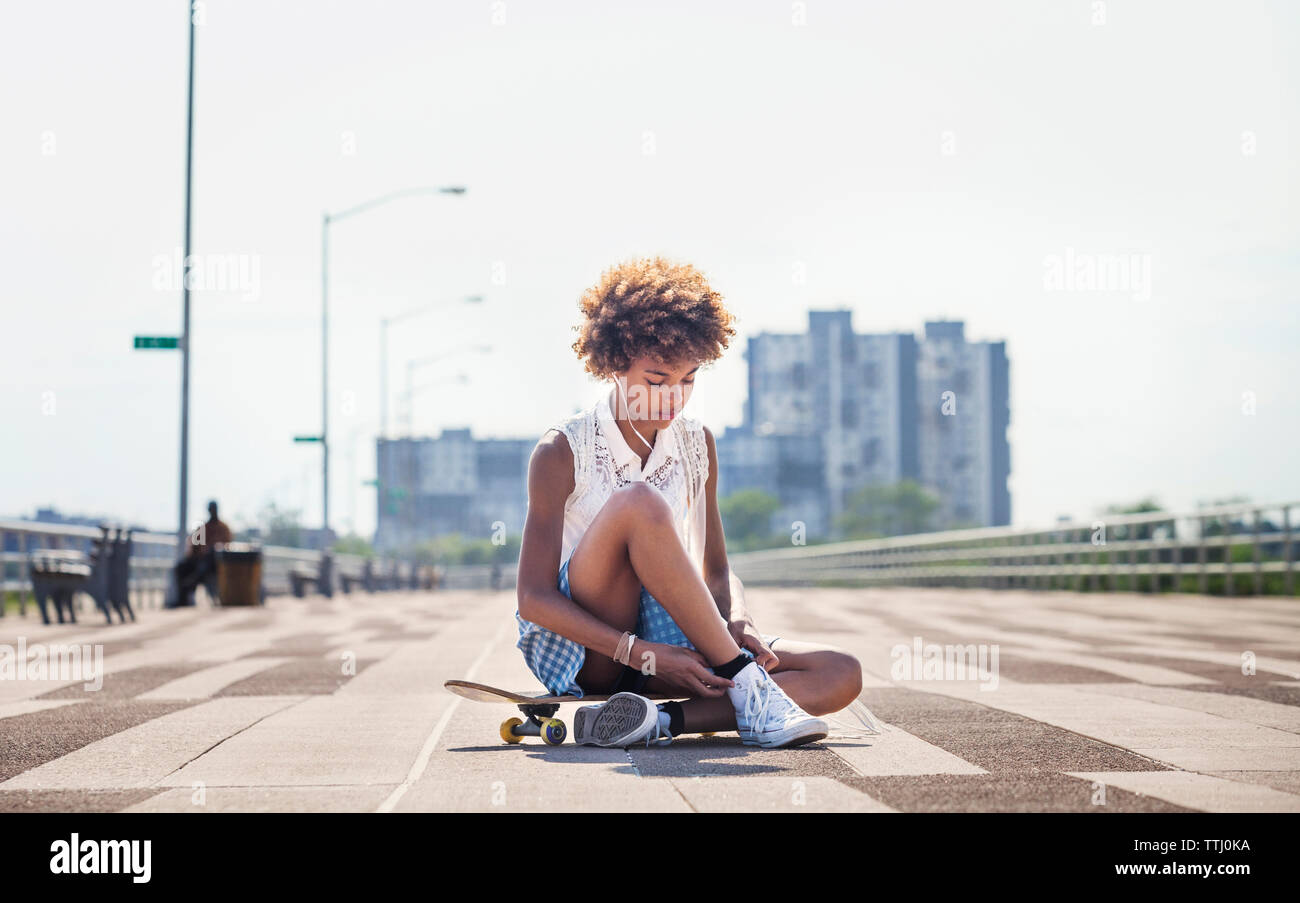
[216,542,263,606]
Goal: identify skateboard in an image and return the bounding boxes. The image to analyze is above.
[444,679,694,746]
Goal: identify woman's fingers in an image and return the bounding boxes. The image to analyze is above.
[692,663,731,695]
[754,645,779,670]
[697,661,734,689]
[742,635,779,671]
[692,676,727,698]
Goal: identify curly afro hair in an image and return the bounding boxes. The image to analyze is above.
[571,256,737,378]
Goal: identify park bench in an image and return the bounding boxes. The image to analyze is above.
[289,565,319,597]
[338,559,372,594]
[97,527,136,623]
[29,551,92,624]
[289,553,335,598]
[28,527,136,626]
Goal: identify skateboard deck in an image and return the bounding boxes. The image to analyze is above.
[444,679,679,705]
[444,679,690,745]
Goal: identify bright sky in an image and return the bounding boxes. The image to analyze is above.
[2,0,1296,538]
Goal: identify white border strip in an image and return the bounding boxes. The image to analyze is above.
[376,623,505,813]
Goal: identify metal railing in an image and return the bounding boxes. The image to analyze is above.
[12,498,1291,607]
[0,519,403,617]
[728,500,1298,595]
[437,563,516,591]
[435,501,1300,596]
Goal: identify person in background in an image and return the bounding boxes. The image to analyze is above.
[187,500,233,556]
[169,501,233,607]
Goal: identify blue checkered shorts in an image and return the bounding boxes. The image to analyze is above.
[515,556,778,698]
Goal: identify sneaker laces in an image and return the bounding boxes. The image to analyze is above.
[643,719,674,748]
[742,672,878,739]
[823,699,883,740]
[741,666,793,735]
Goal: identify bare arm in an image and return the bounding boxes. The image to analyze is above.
[515,430,634,660]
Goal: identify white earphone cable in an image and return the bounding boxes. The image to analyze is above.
[615,378,656,454]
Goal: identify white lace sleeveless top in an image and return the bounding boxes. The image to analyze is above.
[553,389,710,576]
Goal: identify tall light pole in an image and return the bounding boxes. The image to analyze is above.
[379,295,482,439]
[319,185,465,550]
[176,5,196,556]
[401,344,492,435]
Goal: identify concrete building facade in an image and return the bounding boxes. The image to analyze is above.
[719,311,1008,540]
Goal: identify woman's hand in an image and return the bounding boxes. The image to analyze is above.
[635,641,734,698]
[728,617,779,671]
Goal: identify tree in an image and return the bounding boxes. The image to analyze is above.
[1197,495,1253,538]
[719,489,781,549]
[1100,498,1166,541]
[410,532,521,566]
[259,502,302,548]
[333,533,374,557]
[1103,497,1164,515]
[836,480,940,538]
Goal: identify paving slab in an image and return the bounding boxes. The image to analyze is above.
[1069,682,1300,733]
[136,657,293,700]
[0,696,304,790]
[1206,770,1300,795]
[0,699,83,721]
[2,586,1296,812]
[669,776,893,812]
[157,693,450,788]
[125,784,397,813]
[396,776,691,812]
[827,723,987,776]
[901,680,1300,752]
[836,773,1195,813]
[1067,770,1300,813]
[1132,746,1300,772]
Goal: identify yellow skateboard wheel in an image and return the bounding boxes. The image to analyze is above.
[540,718,567,746]
[700,732,716,737]
[500,717,524,744]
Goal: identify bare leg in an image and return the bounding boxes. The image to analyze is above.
[567,483,742,693]
[644,639,865,733]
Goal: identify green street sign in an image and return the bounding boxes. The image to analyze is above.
[134,336,180,350]
[293,435,323,443]
[362,479,380,487]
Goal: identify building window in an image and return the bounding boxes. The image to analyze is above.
[862,438,880,467]
[861,362,879,389]
[841,400,859,428]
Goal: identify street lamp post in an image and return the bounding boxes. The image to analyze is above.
[176,8,196,559]
[319,185,465,550]
[400,344,492,435]
[379,295,482,439]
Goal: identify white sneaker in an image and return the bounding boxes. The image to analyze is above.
[726,661,828,748]
[573,692,668,747]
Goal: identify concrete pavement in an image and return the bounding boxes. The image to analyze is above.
[1,584,1297,812]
